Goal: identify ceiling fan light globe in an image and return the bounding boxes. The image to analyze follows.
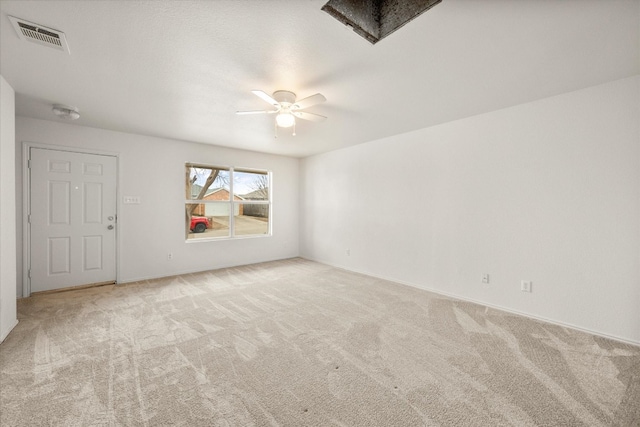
[276,112,295,128]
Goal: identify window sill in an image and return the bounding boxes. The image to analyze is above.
[185,233,272,243]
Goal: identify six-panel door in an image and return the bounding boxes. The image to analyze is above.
[30,148,117,293]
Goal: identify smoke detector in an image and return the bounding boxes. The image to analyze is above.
[8,16,70,54]
[52,105,80,120]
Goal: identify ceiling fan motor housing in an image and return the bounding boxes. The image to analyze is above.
[273,90,296,106]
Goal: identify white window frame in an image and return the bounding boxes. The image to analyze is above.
[185,163,272,241]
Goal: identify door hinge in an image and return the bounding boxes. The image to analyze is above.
[27,214,31,224]
[28,159,31,169]
[28,269,31,279]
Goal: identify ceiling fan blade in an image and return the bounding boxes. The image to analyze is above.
[252,90,280,108]
[292,111,327,122]
[292,93,326,110]
[236,110,277,115]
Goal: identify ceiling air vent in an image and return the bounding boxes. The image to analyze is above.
[8,16,70,54]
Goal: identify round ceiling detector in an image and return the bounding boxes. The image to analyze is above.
[52,104,80,120]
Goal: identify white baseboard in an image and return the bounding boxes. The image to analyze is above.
[0,319,19,344]
[116,255,301,285]
[300,256,640,348]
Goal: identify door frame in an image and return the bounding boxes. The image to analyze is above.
[22,142,120,297]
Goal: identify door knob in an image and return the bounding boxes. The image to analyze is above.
[107,225,114,230]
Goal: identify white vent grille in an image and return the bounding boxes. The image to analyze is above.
[8,16,70,54]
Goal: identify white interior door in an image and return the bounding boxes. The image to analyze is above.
[29,148,117,293]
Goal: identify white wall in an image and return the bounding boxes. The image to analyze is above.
[15,118,299,294]
[0,75,18,342]
[300,76,640,344]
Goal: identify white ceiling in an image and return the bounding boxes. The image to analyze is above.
[1,0,638,158]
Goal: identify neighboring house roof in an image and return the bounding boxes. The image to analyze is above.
[206,187,228,196]
[191,185,226,199]
[192,185,245,201]
[190,183,204,199]
[241,189,269,200]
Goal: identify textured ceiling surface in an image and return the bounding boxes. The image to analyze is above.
[1,0,638,157]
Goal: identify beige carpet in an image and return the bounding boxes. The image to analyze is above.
[1,258,638,426]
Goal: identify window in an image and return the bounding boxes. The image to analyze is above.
[186,164,271,240]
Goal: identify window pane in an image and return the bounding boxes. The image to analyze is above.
[234,203,269,236]
[234,170,269,201]
[186,203,230,240]
[187,165,230,201]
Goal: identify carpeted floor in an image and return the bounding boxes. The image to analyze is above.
[1,258,638,426]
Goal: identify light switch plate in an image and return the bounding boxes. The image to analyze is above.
[123,196,141,204]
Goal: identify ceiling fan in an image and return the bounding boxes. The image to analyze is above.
[236,90,327,136]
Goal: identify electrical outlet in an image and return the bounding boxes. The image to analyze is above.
[482,274,490,284]
[346,249,351,256]
[521,280,532,293]
[167,252,173,261]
